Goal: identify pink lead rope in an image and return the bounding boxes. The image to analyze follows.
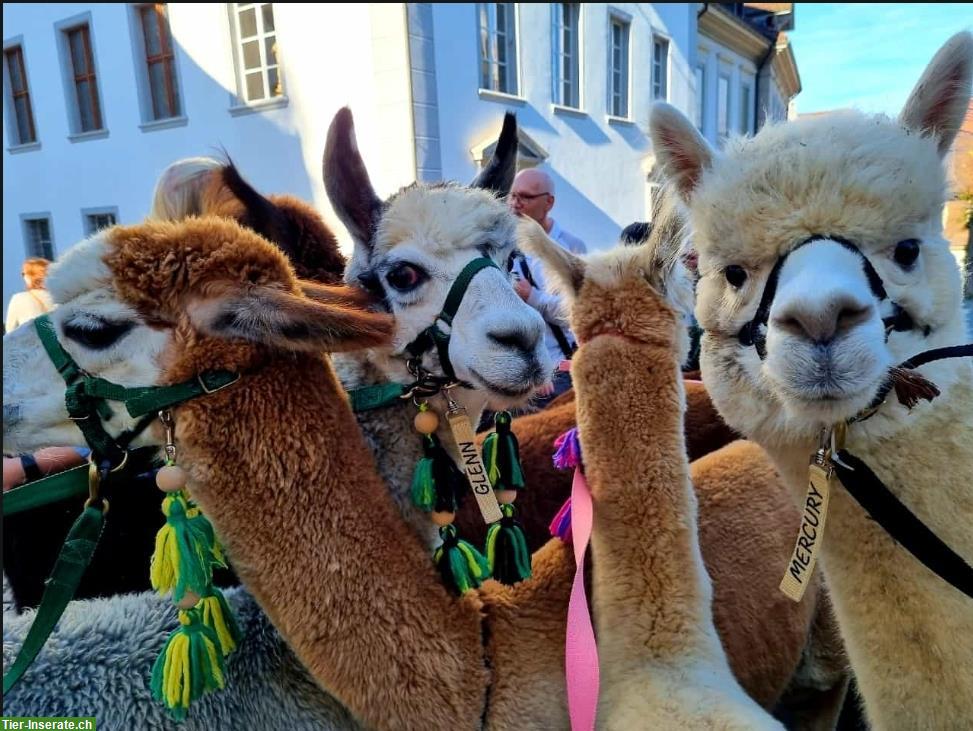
[551,428,599,730]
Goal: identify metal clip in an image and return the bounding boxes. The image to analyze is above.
[83,459,109,514]
[159,409,177,464]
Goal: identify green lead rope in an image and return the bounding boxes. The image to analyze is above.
[2,505,105,694]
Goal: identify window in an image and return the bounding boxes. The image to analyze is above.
[740,82,752,134]
[4,45,36,145]
[553,3,581,108]
[84,210,117,235]
[65,24,103,132]
[652,37,668,100]
[23,217,54,260]
[717,74,730,139]
[137,4,181,120]
[608,15,630,117]
[230,3,283,104]
[695,64,705,131]
[478,3,518,95]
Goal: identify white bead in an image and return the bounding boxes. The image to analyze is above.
[156,464,188,492]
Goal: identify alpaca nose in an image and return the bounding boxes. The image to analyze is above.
[772,296,873,344]
[487,327,542,358]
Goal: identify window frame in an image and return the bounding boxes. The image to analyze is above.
[695,62,706,132]
[717,72,730,140]
[66,24,102,132]
[20,213,55,260]
[130,3,183,124]
[607,10,631,119]
[54,12,108,138]
[651,35,669,101]
[552,3,583,110]
[81,206,120,236]
[477,3,520,97]
[740,79,753,134]
[227,3,286,109]
[3,42,37,146]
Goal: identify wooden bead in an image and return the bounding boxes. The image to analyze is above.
[176,590,200,610]
[496,490,518,505]
[414,409,440,434]
[431,511,455,526]
[156,464,188,492]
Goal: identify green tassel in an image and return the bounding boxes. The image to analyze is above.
[150,494,223,602]
[198,587,243,656]
[150,608,226,720]
[411,434,467,514]
[481,411,525,492]
[485,503,532,584]
[433,524,490,594]
[411,455,436,512]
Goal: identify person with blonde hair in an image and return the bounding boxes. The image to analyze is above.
[5,257,54,333]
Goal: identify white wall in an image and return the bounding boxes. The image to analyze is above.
[1,2,416,317]
[432,2,696,252]
[696,36,758,147]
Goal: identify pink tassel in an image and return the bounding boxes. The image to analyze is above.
[549,497,573,543]
[553,427,582,471]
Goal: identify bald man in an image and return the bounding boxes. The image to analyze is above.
[508,168,587,405]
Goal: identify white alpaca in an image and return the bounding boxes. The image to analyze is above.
[323,109,553,548]
[650,32,973,729]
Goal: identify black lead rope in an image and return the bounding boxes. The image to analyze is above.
[833,450,973,599]
[836,343,973,599]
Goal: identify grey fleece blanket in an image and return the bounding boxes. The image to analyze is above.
[3,588,365,730]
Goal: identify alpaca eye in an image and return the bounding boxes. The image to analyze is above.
[893,239,920,268]
[63,318,134,350]
[386,263,427,292]
[724,265,748,288]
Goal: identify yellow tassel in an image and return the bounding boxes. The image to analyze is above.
[198,589,243,655]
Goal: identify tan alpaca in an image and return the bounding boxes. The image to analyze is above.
[650,32,973,729]
[519,221,782,729]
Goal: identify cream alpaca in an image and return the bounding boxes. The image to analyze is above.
[520,221,781,729]
[650,32,973,729]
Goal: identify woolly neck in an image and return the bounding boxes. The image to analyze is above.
[175,351,488,730]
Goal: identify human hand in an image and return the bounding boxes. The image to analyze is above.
[514,278,532,301]
[535,382,556,397]
[3,447,88,492]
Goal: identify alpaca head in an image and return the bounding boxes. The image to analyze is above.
[518,189,695,364]
[324,108,551,410]
[149,156,347,284]
[649,31,972,442]
[2,218,392,454]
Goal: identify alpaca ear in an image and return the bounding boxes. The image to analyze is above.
[189,284,394,353]
[899,31,973,157]
[323,107,383,250]
[517,218,586,299]
[471,112,518,196]
[221,161,299,261]
[649,102,714,202]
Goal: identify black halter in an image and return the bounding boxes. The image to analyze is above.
[737,235,925,360]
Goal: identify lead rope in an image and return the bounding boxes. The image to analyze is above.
[780,344,973,602]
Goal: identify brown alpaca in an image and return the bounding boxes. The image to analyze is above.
[519,220,781,728]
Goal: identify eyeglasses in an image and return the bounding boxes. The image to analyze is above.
[508,191,552,203]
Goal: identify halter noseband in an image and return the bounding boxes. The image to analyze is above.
[401,256,500,395]
[33,314,239,468]
[736,235,925,360]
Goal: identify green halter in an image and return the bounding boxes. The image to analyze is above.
[3,315,240,697]
[33,314,238,467]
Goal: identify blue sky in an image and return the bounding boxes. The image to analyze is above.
[790,4,973,115]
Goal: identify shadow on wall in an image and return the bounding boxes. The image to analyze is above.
[546,169,626,251]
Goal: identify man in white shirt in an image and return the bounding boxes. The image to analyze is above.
[508,168,587,406]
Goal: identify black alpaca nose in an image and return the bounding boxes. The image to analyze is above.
[488,328,539,356]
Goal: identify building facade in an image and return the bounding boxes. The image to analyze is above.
[2,3,799,316]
